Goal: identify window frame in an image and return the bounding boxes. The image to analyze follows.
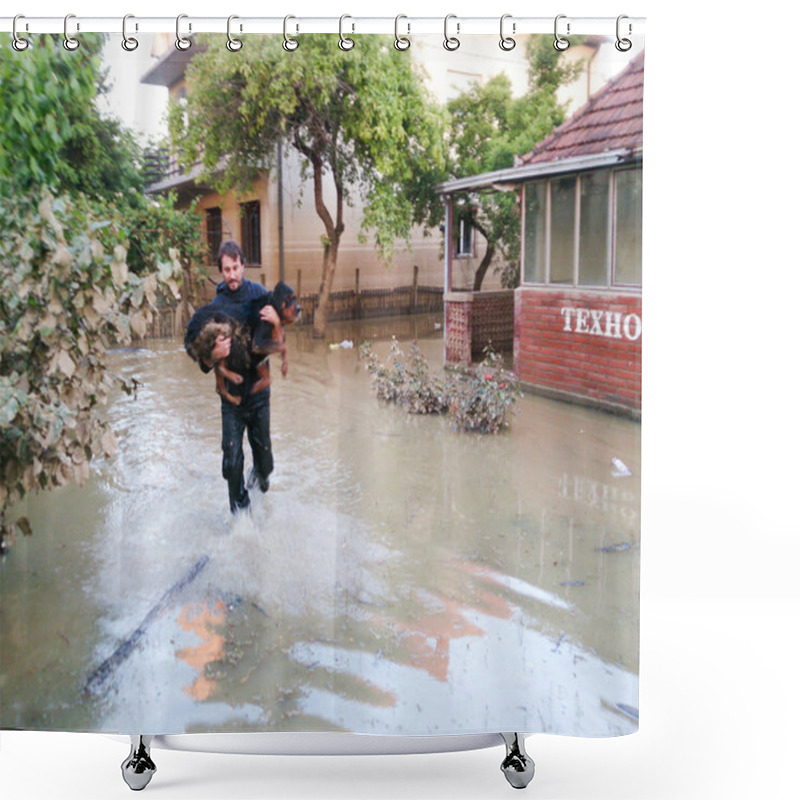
[205,206,222,266]
[521,164,642,290]
[455,216,475,259]
[239,200,261,267]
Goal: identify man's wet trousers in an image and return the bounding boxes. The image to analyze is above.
[220,388,273,513]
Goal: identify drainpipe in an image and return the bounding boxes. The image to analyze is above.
[442,194,453,365]
[277,141,285,283]
[443,195,453,292]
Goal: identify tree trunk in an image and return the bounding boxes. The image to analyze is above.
[313,239,339,338]
[472,240,495,292]
[302,141,344,339]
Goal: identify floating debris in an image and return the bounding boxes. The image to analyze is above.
[599,543,632,553]
[560,580,585,587]
[611,457,632,477]
[616,703,639,721]
[329,340,354,350]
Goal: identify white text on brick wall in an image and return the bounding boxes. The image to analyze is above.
[560,307,642,341]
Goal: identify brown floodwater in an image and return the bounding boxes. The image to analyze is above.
[0,315,639,737]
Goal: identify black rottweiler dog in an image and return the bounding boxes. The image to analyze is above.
[250,281,302,368]
[185,282,301,405]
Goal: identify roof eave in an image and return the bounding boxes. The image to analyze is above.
[140,40,199,88]
[437,149,639,196]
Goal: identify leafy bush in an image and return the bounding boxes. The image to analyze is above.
[361,338,448,414]
[360,340,519,432]
[446,348,522,434]
[360,338,408,404]
[0,193,182,550]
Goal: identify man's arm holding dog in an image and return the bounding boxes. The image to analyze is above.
[258,305,289,377]
[204,307,278,368]
[259,305,280,327]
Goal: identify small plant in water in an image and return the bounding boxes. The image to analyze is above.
[446,346,522,434]
[360,340,519,433]
[360,338,406,403]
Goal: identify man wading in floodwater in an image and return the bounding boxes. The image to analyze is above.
[187,241,281,513]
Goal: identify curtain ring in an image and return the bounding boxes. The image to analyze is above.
[339,15,355,50]
[615,15,633,52]
[499,13,516,51]
[12,14,29,51]
[283,15,299,51]
[443,14,460,51]
[553,14,570,51]
[176,14,192,51]
[227,15,243,51]
[394,14,410,51]
[122,14,139,51]
[63,13,80,51]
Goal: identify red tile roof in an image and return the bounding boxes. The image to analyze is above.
[520,50,644,166]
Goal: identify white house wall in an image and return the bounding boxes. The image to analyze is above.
[136,34,633,297]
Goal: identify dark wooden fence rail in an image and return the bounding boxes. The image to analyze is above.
[298,284,443,326]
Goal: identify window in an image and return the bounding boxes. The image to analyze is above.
[614,168,643,286]
[550,177,576,284]
[578,171,610,286]
[456,217,474,257]
[240,201,261,266]
[522,165,642,289]
[205,207,222,265]
[523,183,546,283]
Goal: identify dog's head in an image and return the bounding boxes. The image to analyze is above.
[272,281,302,326]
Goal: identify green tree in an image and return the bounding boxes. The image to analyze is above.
[445,36,581,290]
[1,33,206,311]
[113,190,207,317]
[0,35,202,550]
[0,33,145,199]
[168,34,445,337]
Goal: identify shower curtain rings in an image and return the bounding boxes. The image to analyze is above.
[176,14,192,51]
[122,15,139,51]
[283,15,299,51]
[63,13,80,51]
[339,15,355,50]
[12,15,29,51]
[499,14,516,51]
[227,15,243,51]
[553,14,570,51]
[443,14,460,51]
[394,15,411,51]
[615,15,633,52]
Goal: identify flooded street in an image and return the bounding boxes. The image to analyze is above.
[0,316,639,737]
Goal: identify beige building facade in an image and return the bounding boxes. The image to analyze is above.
[141,33,639,305]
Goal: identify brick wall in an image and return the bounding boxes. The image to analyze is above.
[514,287,642,415]
[445,290,515,364]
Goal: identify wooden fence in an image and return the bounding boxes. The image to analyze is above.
[296,284,443,327]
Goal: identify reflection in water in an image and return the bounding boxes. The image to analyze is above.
[0,316,639,737]
[177,600,227,702]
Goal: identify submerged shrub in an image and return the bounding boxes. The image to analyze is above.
[360,340,519,433]
[0,193,183,550]
[446,347,522,434]
[360,338,407,404]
